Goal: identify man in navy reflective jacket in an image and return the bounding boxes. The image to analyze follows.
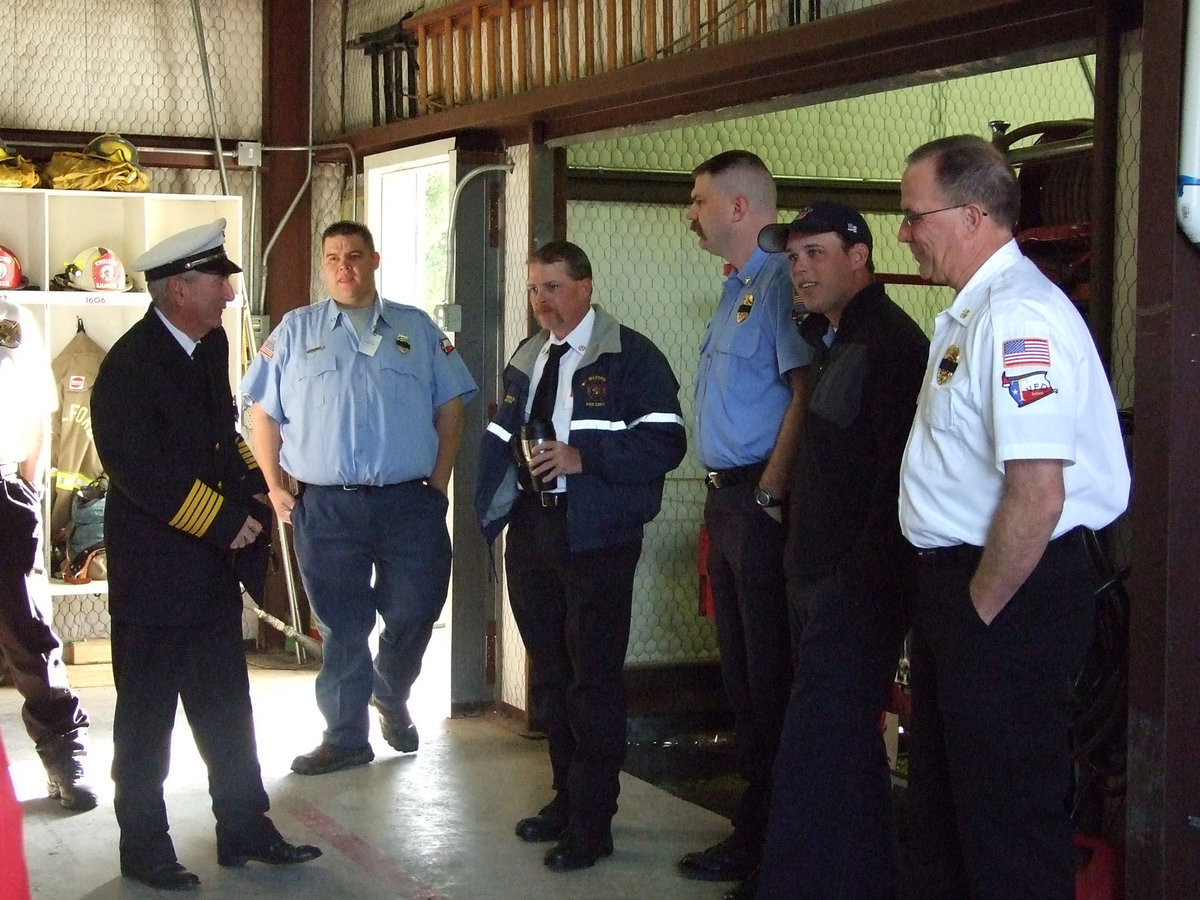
[475,241,686,873]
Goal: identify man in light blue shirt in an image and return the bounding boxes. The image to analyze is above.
[679,151,812,890]
[242,221,477,776]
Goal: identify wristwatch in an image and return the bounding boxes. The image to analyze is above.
[754,486,782,509]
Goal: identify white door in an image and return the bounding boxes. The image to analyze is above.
[365,140,456,723]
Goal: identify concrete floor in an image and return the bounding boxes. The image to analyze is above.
[2,655,737,899]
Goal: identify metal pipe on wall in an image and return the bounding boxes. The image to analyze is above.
[188,0,231,197]
[444,162,513,311]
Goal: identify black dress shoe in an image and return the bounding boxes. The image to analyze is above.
[515,799,569,842]
[218,838,323,867]
[120,860,200,891]
[678,832,758,881]
[291,742,374,775]
[370,697,419,753]
[543,832,614,872]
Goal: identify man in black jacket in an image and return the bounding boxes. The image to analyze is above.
[92,220,320,891]
[744,203,929,899]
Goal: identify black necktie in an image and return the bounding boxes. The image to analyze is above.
[530,342,569,423]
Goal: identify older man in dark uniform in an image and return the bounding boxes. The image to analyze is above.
[92,220,320,891]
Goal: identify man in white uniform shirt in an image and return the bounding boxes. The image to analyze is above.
[0,300,96,813]
[896,134,1129,900]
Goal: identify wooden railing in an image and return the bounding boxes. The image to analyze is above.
[403,0,779,115]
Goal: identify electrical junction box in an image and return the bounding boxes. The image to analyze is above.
[237,141,263,167]
[434,303,462,333]
[249,314,271,347]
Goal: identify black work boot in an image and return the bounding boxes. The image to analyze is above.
[45,756,98,811]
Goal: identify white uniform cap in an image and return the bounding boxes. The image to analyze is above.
[133,218,242,282]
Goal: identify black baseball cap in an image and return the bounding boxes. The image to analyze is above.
[758,200,873,254]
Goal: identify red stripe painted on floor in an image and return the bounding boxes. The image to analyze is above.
[288,800,447,899]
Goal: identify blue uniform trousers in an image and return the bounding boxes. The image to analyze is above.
[906,527,1095,900]
[756,573,907,900]
[291,481,451,748]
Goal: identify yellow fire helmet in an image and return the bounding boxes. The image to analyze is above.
[83,133,141,167]
[0,244,29,289]
[53,246,132,292]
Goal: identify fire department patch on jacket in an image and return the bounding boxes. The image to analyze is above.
[583,375,608,406]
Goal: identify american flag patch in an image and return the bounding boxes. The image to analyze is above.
[1002,337,1050,367]
[259,337,275,358]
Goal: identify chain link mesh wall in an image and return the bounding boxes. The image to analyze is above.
[1,1,262,138]
[1113,34,1141,413]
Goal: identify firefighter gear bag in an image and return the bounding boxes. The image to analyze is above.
[62,474,107,584]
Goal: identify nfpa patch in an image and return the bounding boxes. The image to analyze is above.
[583,375,608,406]
[1001,370,1056,408]
[68,375,87,391]
[439,336,455,355]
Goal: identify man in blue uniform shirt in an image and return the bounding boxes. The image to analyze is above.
[242,220,477,776]
[679,150,812,885]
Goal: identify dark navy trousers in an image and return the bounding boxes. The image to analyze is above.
[756,573,907,900]
[504,495,641,837]
[906,528,1096,900]
[703,482,793,849]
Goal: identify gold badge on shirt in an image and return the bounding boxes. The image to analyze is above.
[396,333,411,353]
[736,294,754,323]
[936,345,960,385]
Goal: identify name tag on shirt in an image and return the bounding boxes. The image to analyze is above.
[359,332,382,357]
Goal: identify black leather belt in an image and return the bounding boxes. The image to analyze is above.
[916,526,1088,570]
[915,542,984,569]
[704,462,766,489]
[521,490,567,508]
[298,480,418,495]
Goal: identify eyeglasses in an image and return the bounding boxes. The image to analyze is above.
[899,204,987,228]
